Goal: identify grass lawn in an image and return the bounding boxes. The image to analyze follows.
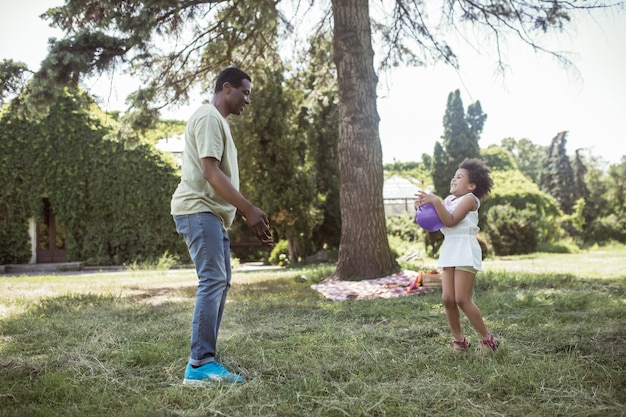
[0,246,624,416]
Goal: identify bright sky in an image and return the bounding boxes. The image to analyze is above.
[2,1,625,165]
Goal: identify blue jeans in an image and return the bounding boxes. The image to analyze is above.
[173,213,232,367]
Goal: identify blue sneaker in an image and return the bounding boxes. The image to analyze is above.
[183,362,244,385]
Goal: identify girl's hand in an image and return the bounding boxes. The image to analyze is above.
[414,190,438,209]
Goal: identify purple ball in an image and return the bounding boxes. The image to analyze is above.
[415,204,444,232]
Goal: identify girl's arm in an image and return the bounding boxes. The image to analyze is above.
[415,191,476,227]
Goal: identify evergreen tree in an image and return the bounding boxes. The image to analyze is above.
[573,149,593,226]
[466,101,487,137]
[293,33,341,253]
[607,158,626,217]
[233,65,317,262]
[540,131,577,214]
[433,89,484,197]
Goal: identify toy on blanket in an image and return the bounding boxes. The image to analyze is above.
[406,269,442,293]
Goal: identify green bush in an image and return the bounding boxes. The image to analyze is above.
[0,223,31,264]
[537,239,580,254]
[486,204,539,255]
[386,214,420,242]
[582,215,626,245]
[0,91,188,265]
[476,233,491,259]
[482,170,562,245]
[268,239,290,266]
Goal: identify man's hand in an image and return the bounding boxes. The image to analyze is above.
[243,207,274,247]
[251,221,273,247]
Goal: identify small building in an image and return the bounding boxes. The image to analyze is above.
[155,134,185,166]
[383,175,423,217]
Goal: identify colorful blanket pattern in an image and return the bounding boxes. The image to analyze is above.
[311,270,434,301]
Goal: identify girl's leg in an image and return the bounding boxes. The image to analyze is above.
[441,267,464,341]
[453,269,489,339]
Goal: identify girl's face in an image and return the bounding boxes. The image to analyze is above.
[450,168,476,197]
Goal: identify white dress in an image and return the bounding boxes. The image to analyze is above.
[437,193,482,271]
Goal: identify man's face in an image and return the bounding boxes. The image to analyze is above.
[226,79,252,116]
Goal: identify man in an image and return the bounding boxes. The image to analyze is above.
[171,67,273,385]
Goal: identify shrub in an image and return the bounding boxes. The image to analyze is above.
[0,223,31,264]
[386,214,420,242]
[0,91,188,265]
[477,233,491,259]
[537,239,580,254]
[582,215,626,245]
[482,170,562,245]
[486,204,539,255]
[268,240,290,266]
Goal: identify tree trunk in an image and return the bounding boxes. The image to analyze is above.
[330,0,399,280]
[287,237,299,263]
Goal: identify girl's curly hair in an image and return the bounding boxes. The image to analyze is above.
[459,158,493,200]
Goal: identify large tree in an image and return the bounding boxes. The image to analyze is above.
[6,0,617,280]
[330,0,397,279]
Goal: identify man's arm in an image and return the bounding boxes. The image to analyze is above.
[201,157,273,246]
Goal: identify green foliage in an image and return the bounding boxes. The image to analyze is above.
[481,144,516,172]
[230,30,341,261]
[606,158,626,217]
[540,131,577,214]
[486,204,540,255]
[383,159,432,187]
[582,215,626,245]
[127,250,180,271]
[0,89,187,265]
[292,31,341,254]
[20,0,620,279]
[537,239,580,254]
[268,239,290,266]
[233,65,318,261]
[483,170,563,245]
[476,233,491,258]
[433,89,482,197]
[572,149,592,225]
[386,214,420,242]
[25,30,128,116]
[500,137,546,184]
[0,59,29,106]
[563,198,586,233]
[0,223,31,264]
[140,119,186,146]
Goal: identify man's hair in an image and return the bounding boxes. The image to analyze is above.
[214,67,252,93]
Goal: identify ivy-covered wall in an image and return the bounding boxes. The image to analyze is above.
[0,91,188,265]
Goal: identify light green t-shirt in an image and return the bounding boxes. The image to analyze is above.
[170,104,239,227]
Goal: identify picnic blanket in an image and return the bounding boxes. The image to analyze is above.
[311,270,434,301]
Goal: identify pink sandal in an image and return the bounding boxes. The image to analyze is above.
[453,336,472,353]
[480,333,499,351]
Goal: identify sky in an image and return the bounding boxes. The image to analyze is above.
[1,1,625,165]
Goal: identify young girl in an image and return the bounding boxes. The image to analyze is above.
[415,158,498,353]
